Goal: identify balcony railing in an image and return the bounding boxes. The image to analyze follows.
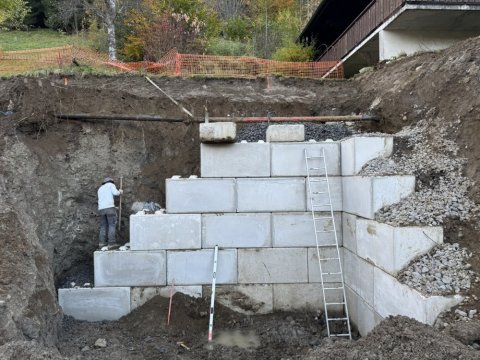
[319,0,480,61]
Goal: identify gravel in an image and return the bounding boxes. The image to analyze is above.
[398,243,477,296]
[361,115,477,226]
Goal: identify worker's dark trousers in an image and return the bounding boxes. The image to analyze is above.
[98,207,117,245]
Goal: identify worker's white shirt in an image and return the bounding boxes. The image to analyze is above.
[98,182,120,210]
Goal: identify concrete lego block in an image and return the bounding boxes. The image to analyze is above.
[167,249,237,285]
[58,287,131,321]
[341,137,393,175]
[342,213,357,254]
[237,178,306,212]
[306,176,342,211]
[345,286,358,330]
[356,220,443,275]
[425,294,463,325]
[271,142,340,176]
[94,251,166,287]
[266,125,304,142]
[345,285,378,336]
[199,122,236,143]
[201,143,270,177]
[343,248,374,304]
[166,178,236,213]
[273,284,342,311]
[272,212,342,248]
[203,285,273,315]
[202,213,271,248]
[342,176,415,219]
[238,248,308,284]
[308,247,344,283]
[131,286,202,310]
[130,213,201,250]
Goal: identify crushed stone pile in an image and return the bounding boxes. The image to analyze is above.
[237,122,353,142]
[361,116,477,226]
[398,243,477,296]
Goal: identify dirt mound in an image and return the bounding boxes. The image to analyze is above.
[306,316,478,360]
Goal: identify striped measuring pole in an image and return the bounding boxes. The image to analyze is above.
[208,245,219,342]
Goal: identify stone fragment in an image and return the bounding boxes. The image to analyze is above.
[94,338,107,348]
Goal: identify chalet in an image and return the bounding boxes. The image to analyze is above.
[301,0,480,76]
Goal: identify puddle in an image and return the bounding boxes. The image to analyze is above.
[207,330,260,350]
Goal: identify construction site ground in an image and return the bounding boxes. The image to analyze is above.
[2,36,480,359]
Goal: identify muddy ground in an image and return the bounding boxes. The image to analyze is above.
[2,36,480,358]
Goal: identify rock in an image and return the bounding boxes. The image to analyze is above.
[94,338,107,348]
[449,320,480,345]
[81,346,90,352]
[455,309,468,318]
[469,310,477,318]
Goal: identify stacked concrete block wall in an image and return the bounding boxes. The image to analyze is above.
[59,133,462,331]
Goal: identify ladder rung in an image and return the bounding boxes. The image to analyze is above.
[330,334,351,337]
[316,230,335,233]
[306,156,324,159]
[312,191,327,195]
[328,317,349,321]
[323,286,344,290]
[317,244,337,247]
[325,302,346,305]
[322,272,342,275]
[309,179,327,182]
[312,204,331,207]
[319,257,340,261]
[314,216,332,220]
[309,167,324,170]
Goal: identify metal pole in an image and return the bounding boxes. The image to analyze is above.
[208,245,219,342]
[118,176,123,232]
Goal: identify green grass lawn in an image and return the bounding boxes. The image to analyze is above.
[0,28,89,51]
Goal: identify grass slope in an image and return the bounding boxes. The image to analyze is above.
[0,29,88,51]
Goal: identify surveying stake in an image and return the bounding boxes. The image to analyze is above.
[208,245,219,342]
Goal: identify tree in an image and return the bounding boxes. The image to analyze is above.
[0,0,30,29]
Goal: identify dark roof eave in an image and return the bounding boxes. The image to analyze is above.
[299,0,329,40]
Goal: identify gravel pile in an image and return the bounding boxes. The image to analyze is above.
[237,122,353,142]
[398,243,476,296]
[361,116,477,226]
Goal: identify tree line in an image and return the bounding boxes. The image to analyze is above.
[0,0,319,61]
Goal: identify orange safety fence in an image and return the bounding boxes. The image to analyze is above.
[0,46,344,79]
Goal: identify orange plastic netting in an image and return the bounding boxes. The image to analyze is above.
[0,46,343,79]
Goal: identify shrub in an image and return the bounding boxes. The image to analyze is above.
[272,41,313,62]
[206,38,253,56]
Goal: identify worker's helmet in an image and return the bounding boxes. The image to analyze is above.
[102,176,114,185]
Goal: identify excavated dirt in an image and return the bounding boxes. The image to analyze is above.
[4,36,480,358]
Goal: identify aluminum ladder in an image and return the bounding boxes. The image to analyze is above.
[304,148,352,339]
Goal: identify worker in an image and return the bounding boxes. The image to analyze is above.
[97,176,123,249]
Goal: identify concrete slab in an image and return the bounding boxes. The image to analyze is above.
[94,251,166,287]
[342,176,415,219]
[308,247,343,283]
[203,285,273,315]
[342,213,357,254]
[202,213,271,248]
[306,176,342,212]
[341,137,393,175]
[356,220,443,275]
[425,294,463,325]
[271,142,340,176]
[166,178,236,213]
[238,248,308,284]
[266,125,304,142]
[58,287,131,321]
[130,213,201,250]
[345,286,358,331]
[131,286,202,310]
[272,212,342,248]
[356,292,380,336]
[237,178,306,212]
[201,143,270,177]
[343,248,374,304]
[273,284,342,311]
[167,249,237,285]
[199,122,236,143]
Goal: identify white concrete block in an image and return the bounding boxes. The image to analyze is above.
[238,248,308,284]
[200,122,236,143]
[425,295,463,325]
[342,213,357,254]
[94,251,166,287]
[343,248,374,304]
[308,247,343,283]
[237,178,306,212]
[356,220,443,275]
[341,137,393,175]
[345,286,358,329]
[131,286,202,310]
[167,249,237,285]
[271,142,340,176]
[273,284,342,311]
[266,125,304,142]
[204,285,273,315]
[166,178,236,213]
[130,213,201,250]
[342,176,415,219]
[201,143,270,178]
[306,176,342,211]
[272,212,342,248]
[345,286,378,336]
[58,287,131,321]
[202,213,271,248]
